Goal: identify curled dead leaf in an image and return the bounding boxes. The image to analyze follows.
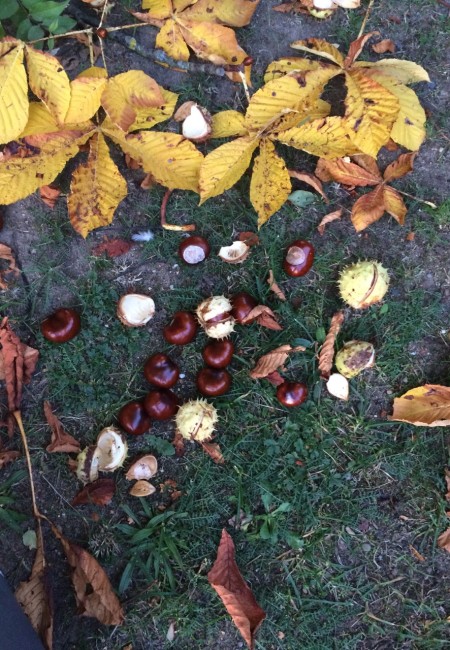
[44,401,81,454]
[317,208,343,235]
[390,384,450,426]
[264,371,285,386]
[372,39,396,54]
[242,305,283,331]
[0,449,20,467]
[92,238,133,258]
[437,527,450,554]
[318,311,345,379]
[39,185,61,209]
[250,345,305,380]
[0,244,20,290]
[238,232,260,247]
[267,271,286,301]
[208,529,266,650]
[200,441,224,464]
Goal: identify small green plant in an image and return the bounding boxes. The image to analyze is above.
[0,470,27,533]
[0,0,76,47]
[116,501,187,595]
[248,491,303,550]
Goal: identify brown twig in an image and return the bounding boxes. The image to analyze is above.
[160,189,196,232]
[358,0,375,38]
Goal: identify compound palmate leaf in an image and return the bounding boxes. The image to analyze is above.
[68,132,128,238]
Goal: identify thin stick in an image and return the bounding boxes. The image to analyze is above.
[397,189,437,209]
[239,71,251,104]
[98,0,109,29]
[14,411,42,521]
[26,21,150,46]
[160,189,196,231]
[358,0,375,38]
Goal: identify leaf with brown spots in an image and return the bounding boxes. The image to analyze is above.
[72,478,115,506]
[250,345,305,379]
[44,401,80,454]
[267,270,286,301]
[208,529,266,649]
[0,243,20,290]
[317,208,343,235]
[318,311,345,379]
[390,384,450,426]
[39,185,61,209]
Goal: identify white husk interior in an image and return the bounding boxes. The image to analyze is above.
[182,105,210,139]
[119,294,155,326]
[96,428,128,471]
[326,373,349,401]
[218,241,249,262]
[126,455,158,481]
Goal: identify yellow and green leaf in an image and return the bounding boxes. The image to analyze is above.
[249,139,291,227]
[0,44,28,144]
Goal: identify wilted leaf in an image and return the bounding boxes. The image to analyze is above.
[318,311,345,379]
[437,528,450,553]
[351,184,386,231]
[372,39,396,54]
[51,525,124,625]
[201,441,224,464]
[289,169,328,202]
[208,529,266,649]
[0,449,20,467]
[390,384,450,426]
[0,243,20,290]
[242,305,283,331]
[354,59,430,85]
[264,371,285,386]
[315,157,381,186]
[91,238,133,258]
[44,401,81,454]
[72,478,115,506]
[250,345,305,379]
[250,139,291,227]
[15,530,53,649]
[317,208,343,235]
[267,270,286,301]
[39,185,61,209]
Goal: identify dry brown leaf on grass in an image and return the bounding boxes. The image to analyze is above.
[289,169,328,202]
[265,371,285,386]
[72,479,115,506]
[39,185,61,209]
[15,531,53,650]
[0,244,20,290]
[409,545,426,563]
[317,208,343,235]
[250,345,305,379]
[390,384,450,426]
[372,39,396,54]
[238,232,260,247]
[91,238,133,258]
[0,449,20,467]
[200,441,225,464]
[318,311,345,379]
[437,528,450,553]
[267,270,286,301]
[208,529,266,650]
[51,525,124,625]
[44,402,81,454]
[444,468,450,501]
[242,305,283,331]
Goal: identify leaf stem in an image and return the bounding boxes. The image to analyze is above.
[358,0,375,39]
[160,189,196,232]
[396,190,437,209]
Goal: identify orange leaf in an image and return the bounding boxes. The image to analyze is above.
[200,441,224,464]
[267,270,286,301]
[72,478,115,506]
[51,525,124,625]
[344,31,379,68]
[383,152,416,182]
[437,527,450,553]
[315,157,381,186]
[44,401,80,453]
[242,305,283,330]
[39,185,61,209]
[289,169,328,202]
[383,186,407,225]
[208,529,266,649]
[372,39,396,54]
[265,370,285,386]
[91,238,133,258]
[409,544,426,562]
[250,344,305,379]
[390,384,450,426]
[0,449,20,467]
[317,208,343,235]
[318,311,345,379]
[351,184,386,232]
[0,243,20,290]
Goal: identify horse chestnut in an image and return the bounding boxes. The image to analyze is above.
[163,311,198,345]
[40,308,81,343]
[144,353,179,388]
[231,292,258,324]
[202,340,234,368]
[283,240,314,277]
[144,389,179,420]
[118,401,152,436]
[276,382,308,407]
[178,236,210,265]
[197,368,231,397]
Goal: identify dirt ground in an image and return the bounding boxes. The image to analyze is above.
[1,1,450,649]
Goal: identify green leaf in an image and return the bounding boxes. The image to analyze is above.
[21,0,45,9]
[29,1,67,20]
[50,15,76,33]
[16,17,33,40]
[0,0,19,20]
[27,24,45,40]
[0,24,6,38]
[288,190,316,208]
[144,435,175,456]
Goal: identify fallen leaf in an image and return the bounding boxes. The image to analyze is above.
[250,345,305,379]
[318,311,345,379]
[22,529,38,550]
[445,468,450,501]
[390,384,450,426]
[91,237,133,258]
[72,478,115,506]
[317,208,343,235]
[172,431,186,456]
[242,305,283,331]
[51,525,124,625]
[0,449,20,467]
[264,371,285,386]
[15,530,53,649]
[289,169,328,202]
[267,271,286,301]
[201,441,224,464]
[140,172,155,190]
[44,402,81,454]
[406,231,415,241]
[0,243,20,290]
[208,529,266,650]
[437,527,450,553]
[39,185,61,209]
[326,373,349,401]
[409,544,426,562]
[372,39,396,54]
[238,232,260,247]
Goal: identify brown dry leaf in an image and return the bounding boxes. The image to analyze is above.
[317,208,343,235]
[289,169,328,202]
[242,305,283,331]
[0,449,20,467]
[390,384,450,426]
[409,545,426,563]
[372,39,396,54]
[15,530,53,649]
[318,311,345,379]
[406,231,415,242]
[437,528,450,553]
[91,238,133,258]
[140,172,155,190]
[264,371,285,386]
[39,185,61,209]
[172,430,186,456]
[250,344,305,379]
[0,243,20,290]
[267,270,286,301]
[445,468,450,501]
[44,402,80,454]
[208,529,266,650]
[201,441,225,464]
[238,231,260,247]
[72,478,115,506]
[51,525,124,625]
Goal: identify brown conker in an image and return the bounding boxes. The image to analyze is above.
[144,389,179,420]
[144,353,179,388]
[276,382,308,407]
[163,311,198,345]
[178,236,210,265]
[118,401,152,436]
[231,292,258,324]
[40,308,81,343]
[283,240,315,277]
[202,340,234,368]
[196,368,231,397]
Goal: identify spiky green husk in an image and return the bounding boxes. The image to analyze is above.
[338,261,389,309]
